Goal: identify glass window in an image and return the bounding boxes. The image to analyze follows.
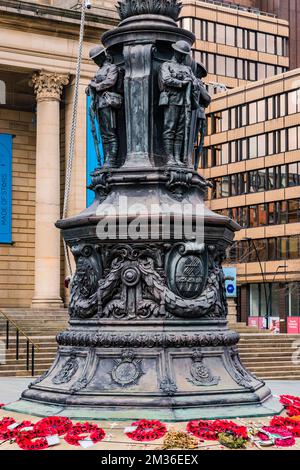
[249,62,256,81]
[241,105,247,126]
[280,165,287,188]
[230,108,236,130]
[268,132,274,155]
[237,59,244,79]
[258,203,268,225]
[267,167,275,190]
[216,24,225,44]
[258,134,266,158]
[280,201,288,224]
[268,97,274,120]
[288,90,298,115]
[249,206,258,227]
[270,284,280,317]
[226,57,235,77]
[240,139,247,160]
[280,93,286,117]
[257,63,266,80]
[194,19,201,39]
[237,28,244,48]
[288,163,300,186]
[217,56,226,76]
[268,202,276,224]
[266,65,275,78]
[288,200,300,223]
[249,102,257,125]
[230,141,237,163]
[249,31,256,50]
[221,110,229,132]
[249,136,257,159]
[257,100,266,122]
[226,26,235,47]
[277,37,283,55]
[268,238,276,261]
[221,143,229,164]
[221,176,230,197]
[280,237,288,259]
[257,33,266,52]
[0,80,5,105]
[288,127,297,151]
[207,22,215,42]
[250,284,260,316]
[182,18,193,32]
[266,34,275,54]
[207,54,215,74]
[280,129,287,153]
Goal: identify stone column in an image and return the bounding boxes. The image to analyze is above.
[31,71,69,309]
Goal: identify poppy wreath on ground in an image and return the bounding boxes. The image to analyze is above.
[257,426,295,448]
[15,430,49,451]
[0,418,32,441]
[212,420,248,439]
[186,420,217,440]
[33,416,73,437]
[187,419,248,441]
[280,395,300,416]
[64,422,105,447]
[269,416,300,438]
[126,420,167,442]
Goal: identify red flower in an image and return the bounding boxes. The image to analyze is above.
[64,422,105,447]
[126,420,167,442]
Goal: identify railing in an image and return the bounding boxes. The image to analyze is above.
[0,310,39,377]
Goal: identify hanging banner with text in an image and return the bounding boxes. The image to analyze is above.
[223,267,237,298]
[86,95,104,207]
[0,134,13,244]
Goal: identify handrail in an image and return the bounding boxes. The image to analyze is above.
[0,309,40,351]
[0,309,40,376]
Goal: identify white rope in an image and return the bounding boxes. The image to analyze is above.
[63,1,88,277]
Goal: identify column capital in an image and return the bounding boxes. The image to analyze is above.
[31,71,69,102]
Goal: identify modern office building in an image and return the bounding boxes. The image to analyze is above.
[218,0,300,70]
[202,68,300,332]
[179,0,289,93]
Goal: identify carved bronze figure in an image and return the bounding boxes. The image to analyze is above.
[159,40,195,166]
[193,62,211,170]
[10,0,281,421]
[88,46,123,168]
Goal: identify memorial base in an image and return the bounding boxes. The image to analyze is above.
[5,325,283,421]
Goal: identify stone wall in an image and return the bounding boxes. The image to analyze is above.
[0,109,36,307]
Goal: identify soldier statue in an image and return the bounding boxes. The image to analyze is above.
[88,46,123,168]
[159,40,195,166]
[193,62,211,170]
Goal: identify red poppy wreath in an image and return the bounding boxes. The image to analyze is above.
[64,422,105,447]
[33,416,73,437]
[126,419,167,442]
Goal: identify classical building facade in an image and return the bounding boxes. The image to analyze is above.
[0,0,118,308]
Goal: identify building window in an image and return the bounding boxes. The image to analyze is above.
[0,80,6,105]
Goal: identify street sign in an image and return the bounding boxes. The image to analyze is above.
[223,267,237,298]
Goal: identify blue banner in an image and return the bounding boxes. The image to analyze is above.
[86,95,104,207]
[0,134,13,244]
[223,267,237,298]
